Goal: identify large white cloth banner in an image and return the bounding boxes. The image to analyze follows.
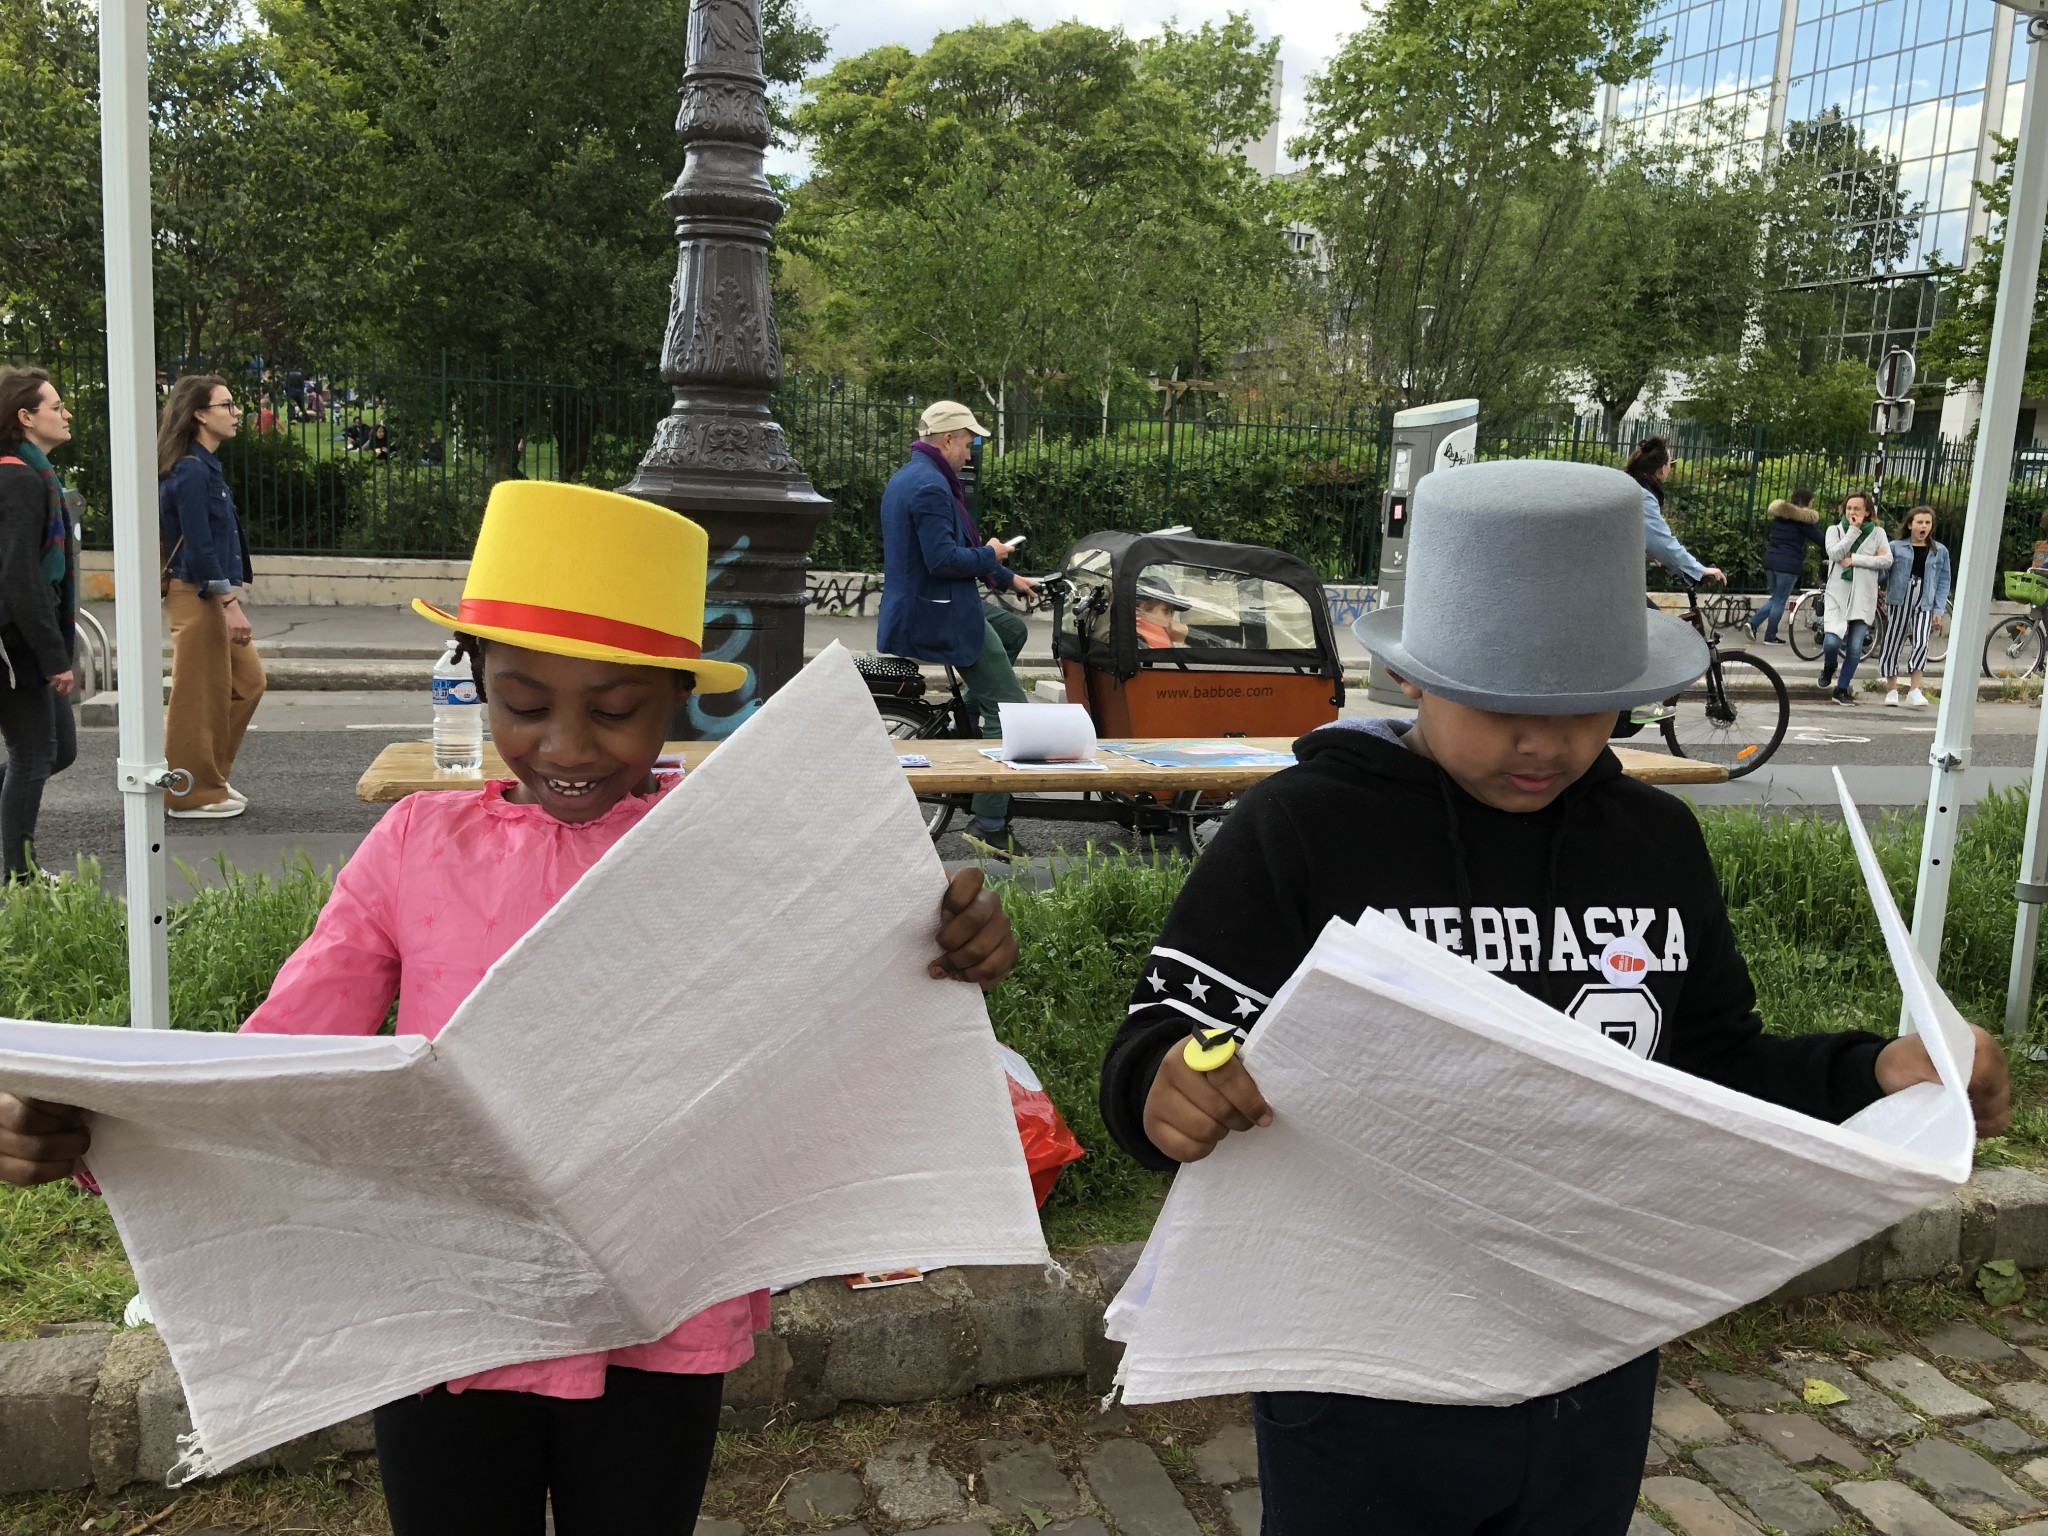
[0,645,1048,1476]
[1105,770,1974,1406]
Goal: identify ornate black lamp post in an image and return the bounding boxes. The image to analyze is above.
[622,0,829,738]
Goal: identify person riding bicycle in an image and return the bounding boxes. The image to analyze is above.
[1624,437,1724,590]
[1620,436,1722,730]
[878,401,1037,846]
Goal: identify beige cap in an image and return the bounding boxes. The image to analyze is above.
[918,400,992,437]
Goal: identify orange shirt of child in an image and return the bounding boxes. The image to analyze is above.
[1137,599,1188,649]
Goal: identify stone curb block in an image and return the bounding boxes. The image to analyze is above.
[6,1172,2045,1494]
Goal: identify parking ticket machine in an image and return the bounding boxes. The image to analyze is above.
[1366,398,1480,706]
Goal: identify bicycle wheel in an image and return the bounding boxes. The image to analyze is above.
[874,699,959,838]
[1985,615,2047,680]
[1788,593,1826,662]
[1660,650,1789,778]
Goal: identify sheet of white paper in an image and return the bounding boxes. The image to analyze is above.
[998,702,1096,762]
[0,644,1047,1476]
[1106,782,1972,1407]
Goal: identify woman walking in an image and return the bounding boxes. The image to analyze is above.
[1878,505,1951,709]
[158,375,262,818]
[0,370,80,882]
[1746,487,1825,644]
[1820,491,1892,706]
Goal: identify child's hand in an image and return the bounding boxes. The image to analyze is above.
[1143,1046,1272,1162]
[1875,1024,2012,1136]
[0,1094,90,1186]
[928,868,1017,991]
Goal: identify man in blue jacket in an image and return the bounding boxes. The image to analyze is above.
[879,401,1037,842]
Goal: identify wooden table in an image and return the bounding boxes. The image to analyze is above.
[357,737,1726,803]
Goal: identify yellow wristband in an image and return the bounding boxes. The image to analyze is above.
[1183,1025,1239,1073]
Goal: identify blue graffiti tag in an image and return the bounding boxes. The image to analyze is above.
[687,536,761,737]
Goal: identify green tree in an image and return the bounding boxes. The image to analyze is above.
[0,0,371,363]
[790,16,1296,420]
[1295,0,1658,413]
[1922,138,2048,396]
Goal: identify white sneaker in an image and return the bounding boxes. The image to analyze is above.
[1885,688,1900,707]
[223,782,247,805]
[167,799,246,820]
[1906,688,1930,709]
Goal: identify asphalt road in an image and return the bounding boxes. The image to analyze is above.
[30,681,2048,892]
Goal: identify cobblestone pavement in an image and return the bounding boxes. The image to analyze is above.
[23,1289,2048,1534]
[681,1308,2048,1536]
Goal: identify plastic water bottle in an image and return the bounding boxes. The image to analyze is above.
[431,639,483,773]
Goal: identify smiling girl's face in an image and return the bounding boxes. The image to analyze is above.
[480,640,689,823]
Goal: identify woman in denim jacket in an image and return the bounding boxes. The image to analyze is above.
[1877,506,1952,709]
[157,375,262,817]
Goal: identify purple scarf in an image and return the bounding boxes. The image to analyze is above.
[910,438,998,590]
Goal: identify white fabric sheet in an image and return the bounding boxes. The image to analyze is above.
[0,643,1047,1476]
[998,702,1096,762]
[1105,771,1972,1405]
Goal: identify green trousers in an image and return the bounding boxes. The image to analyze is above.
[959,600,1029,827]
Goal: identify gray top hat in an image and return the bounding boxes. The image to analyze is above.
[1352,459,1709,713]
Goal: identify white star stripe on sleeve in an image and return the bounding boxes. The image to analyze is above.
[1149,946,1271,1004]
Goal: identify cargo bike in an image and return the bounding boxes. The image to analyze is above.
[861,531,1347,856]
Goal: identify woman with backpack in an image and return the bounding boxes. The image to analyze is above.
[0,369,80,883]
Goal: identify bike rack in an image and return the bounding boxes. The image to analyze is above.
[74,607,113,698]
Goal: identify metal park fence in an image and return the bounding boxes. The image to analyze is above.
[6,337,2046,585]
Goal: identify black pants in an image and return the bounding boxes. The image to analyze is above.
[372,1366,723,1536]
[0,676,75,881]
[1253,1351,1659,1535]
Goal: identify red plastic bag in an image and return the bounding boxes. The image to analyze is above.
[999,1044,1085,1206]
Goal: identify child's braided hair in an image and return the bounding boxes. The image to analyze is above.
[453,633,697,703]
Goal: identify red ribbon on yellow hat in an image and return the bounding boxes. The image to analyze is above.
[455,598,702,660]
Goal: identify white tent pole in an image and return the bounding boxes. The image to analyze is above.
[1914,10,2048,1002]
[98,0,175,1029]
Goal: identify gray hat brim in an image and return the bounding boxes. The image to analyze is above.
[1352,605,1709,715]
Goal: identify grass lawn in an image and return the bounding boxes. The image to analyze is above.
[6,794,2048,1337]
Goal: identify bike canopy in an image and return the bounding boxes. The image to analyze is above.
[1051,530,1345,689]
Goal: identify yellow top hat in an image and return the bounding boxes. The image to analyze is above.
[413,482,747,694]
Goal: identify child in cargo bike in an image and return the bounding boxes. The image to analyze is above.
[1100,459,2011,1536]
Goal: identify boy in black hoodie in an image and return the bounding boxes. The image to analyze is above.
[1098,459,2010,1535]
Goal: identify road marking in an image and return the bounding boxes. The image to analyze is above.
[1787,729,1872,745]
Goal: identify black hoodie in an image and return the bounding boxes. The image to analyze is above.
[1100,718,1887,1172]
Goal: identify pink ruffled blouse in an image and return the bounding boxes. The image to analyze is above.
[240,776,769,1398]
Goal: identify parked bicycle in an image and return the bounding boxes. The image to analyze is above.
[1986,570,2048,679]
[1787,583,1949,671]
[1656,582,1790,778]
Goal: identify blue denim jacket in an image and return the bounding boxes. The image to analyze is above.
[1883,539,1952,615]
[158,447,252,597]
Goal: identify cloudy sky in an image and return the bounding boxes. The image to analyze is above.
[768,0,1373,179]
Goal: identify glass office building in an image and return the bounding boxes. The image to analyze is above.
[1607,0,2028,365]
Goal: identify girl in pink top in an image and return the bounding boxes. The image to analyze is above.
[0,486,1023,1535]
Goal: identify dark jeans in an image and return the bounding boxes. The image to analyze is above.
[373,1366,723,1536]
[0,677,76,881]
[1750,569,1799,641]
[1821,619,1870,696]
[1252,1351,1659,1536]
[961,600,1030,828]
